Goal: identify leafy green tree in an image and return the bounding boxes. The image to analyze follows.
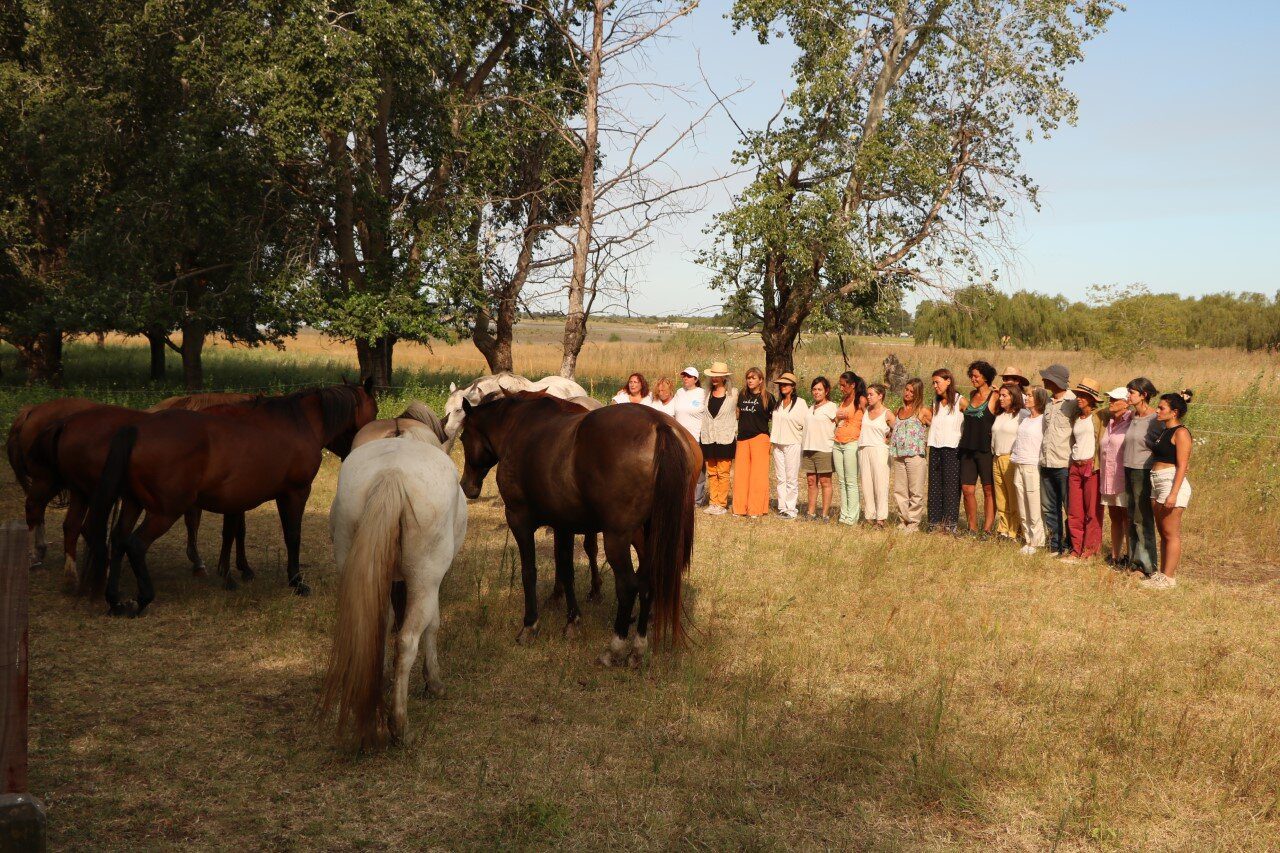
[704,0,1119,379]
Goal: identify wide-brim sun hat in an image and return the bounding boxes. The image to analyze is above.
[1000,365,1029,386]
[705,361,731,377]
[1107,386,1128,401]
[680,366,699,378]
[772,371,799,386]
[1072,376,1102,403]
[1039,363,1070,389]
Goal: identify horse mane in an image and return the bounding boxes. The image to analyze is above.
[251,384,365,438]
[397,401,447,444]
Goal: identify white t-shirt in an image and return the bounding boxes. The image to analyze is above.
[928,401,964,449]
[671,386,705,437]
[1011,412,1046,466]
[802,400,838,452]
[611,390,652,406]
[769,398,808,445]
[645,396,675,416]
[991,410,1025,456]
[1071,413,1096,462]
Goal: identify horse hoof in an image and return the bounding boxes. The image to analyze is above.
[563,619,582,641]
[29,559,43,570]
[597,635,629,667]
[587,588,603,604]
[545,589,565,605]
[107,601,139,618]
[223,576,239,592]
[292,581,311,597]
[61,574,79,596]
[427,680,447,699]
[515,623,540,645]
[240,567,256,582]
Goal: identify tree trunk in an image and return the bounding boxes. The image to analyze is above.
[144,328,167,382]
[14,329,63,386]
[761,326,797,384]
[180,318,205,391]
[560,0,606,379]
[356,335,395,391]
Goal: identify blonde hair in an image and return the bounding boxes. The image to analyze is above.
[653,377,674,402]
[744,367,772,410]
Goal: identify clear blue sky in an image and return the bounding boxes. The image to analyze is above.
[602,0,1280,315]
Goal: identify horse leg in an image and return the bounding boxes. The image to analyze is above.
[420,587,446,699]
[103,500,144,616]
[386,581,437,742]
[217,514,239,591]
[233,513,254,581]
[24,484,56,569]
[60,492,87,594]
[184,508,206,576]
[599,532,637,667]
[631,529,651,667]
[275,487,311,596]
[554,529,582,639]
[508,514,540,644]
[118,510,180,617]
[584,532,603,603]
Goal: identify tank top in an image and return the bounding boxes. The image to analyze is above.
[928,400,963,449]
[959,394,994,452]
[891,412,927,458]
[858,409,890,448]
[1151,425,1188,465]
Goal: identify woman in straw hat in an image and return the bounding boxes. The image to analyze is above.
[699,362,737,515]
[1001,365,1031,407]
[1063,377,1105,562]
[1099,386,1132,567]
[769,371,808,519]
[734,366,776,517]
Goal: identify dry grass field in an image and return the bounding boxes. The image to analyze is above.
[4,324,1280,849]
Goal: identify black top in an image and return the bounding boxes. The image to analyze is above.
[959,394,995,452]
[736,391,776,441]
[708,395,725,419]
[1151,424,1188,465]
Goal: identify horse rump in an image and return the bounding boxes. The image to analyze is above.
[644,422,696,646]
[322,468,407,748]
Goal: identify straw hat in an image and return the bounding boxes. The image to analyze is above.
[1072,376,1102,404]
[705,361,731,377]
[1000,365,1029,386]
[772,371,799,386]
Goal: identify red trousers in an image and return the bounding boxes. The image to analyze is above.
[1068,459,1102,558]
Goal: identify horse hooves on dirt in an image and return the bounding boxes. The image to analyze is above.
[29,559,43,570]
[192,565,208,578]
[515,622,540,645]
[239,567,256,582]
[292,580,312,597]
[107,601,140,618]
[223,576,239,592]
[563,619,582,641]
[426,680,447,699]
[597,635,629,667]
[586,586,603,603]
[545,588,565,604]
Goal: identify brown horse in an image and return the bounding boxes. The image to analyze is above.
[147,391,257,413]
[81,381,376,615]
[458,393,700,665]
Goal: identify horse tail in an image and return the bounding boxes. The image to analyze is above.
[81,425,138,596]
[5,405,34,492]
[646,420,695,646]
[322,468,407,748]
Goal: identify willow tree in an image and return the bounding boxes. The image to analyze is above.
[704,0,1119,379]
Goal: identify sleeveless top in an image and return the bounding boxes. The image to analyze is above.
[928,400,964,449]
[890,411,927,457]
[1151,424,1188,466]
[858,409,890,448]
[959,394,994,452]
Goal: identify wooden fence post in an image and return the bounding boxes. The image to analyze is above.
[0,520,45,851]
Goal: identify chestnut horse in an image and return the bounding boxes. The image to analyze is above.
[458,393,700,666]
[81,381,376,615]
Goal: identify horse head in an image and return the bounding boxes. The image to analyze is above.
[323,378,378,458]
[457,392,509,499]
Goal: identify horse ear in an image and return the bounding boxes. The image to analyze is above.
[362,376,375,394]
[449,382,457,393]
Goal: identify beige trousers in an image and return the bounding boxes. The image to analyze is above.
[891,454,927,530]
[858,445,891,521]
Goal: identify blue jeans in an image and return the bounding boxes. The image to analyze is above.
[1039,466,1071,554]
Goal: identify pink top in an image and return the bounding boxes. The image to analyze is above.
[1100,410,1131,496]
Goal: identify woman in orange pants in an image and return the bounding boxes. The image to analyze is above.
[733,366,775,516]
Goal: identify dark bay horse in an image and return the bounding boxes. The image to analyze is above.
[458,393,701,666]
[82,381,376,615]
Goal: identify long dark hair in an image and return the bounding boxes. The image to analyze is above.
[932,368,957,409]
[838,371,867,409]
[1127,377,1158,403]
[619,372,650,398]
[996,382,1024,417]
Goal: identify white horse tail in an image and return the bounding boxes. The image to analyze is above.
[322,468,408,748]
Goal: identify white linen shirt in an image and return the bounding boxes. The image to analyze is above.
[769,398,808,445]
[802,400,838,452]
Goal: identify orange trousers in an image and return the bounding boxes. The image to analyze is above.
[733,433,771,516]
[705,458,733,508]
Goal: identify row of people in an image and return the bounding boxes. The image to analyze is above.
[611,361,1193,591]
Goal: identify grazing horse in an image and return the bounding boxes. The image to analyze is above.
[323,426,467,747]
[82,381,377,615]
[350,401,448,451]
[458,393,700,666]
[442,373,589,451]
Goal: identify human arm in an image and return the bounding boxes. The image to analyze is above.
[1166,428,1192,508]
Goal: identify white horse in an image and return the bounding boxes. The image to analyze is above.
[442,372,589,451]
[322,430,467,747]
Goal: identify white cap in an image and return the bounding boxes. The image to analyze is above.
[680,366,699,378]
[1107,386,1128,401]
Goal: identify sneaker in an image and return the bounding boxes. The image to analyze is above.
[1140,572,1176,589]
[703,504,726,515]
[1059,555,1081,564]
[1019,545,1036,556]
[778,511,797,520]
